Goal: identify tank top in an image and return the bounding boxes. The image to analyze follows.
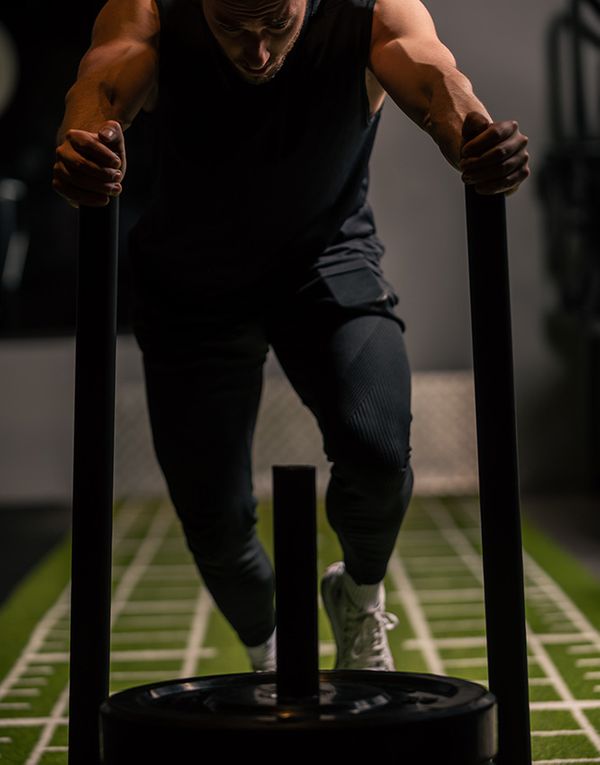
[131,0,385,274]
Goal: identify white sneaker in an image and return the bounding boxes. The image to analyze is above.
[245,628,277,672]
[321,561,398,671]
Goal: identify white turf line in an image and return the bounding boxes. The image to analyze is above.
[0,501,158,762]
[388,553,445,675]
[180,588,214,679]
[442,500,600,750]
[533,760,600,764]
[2,496,600,762]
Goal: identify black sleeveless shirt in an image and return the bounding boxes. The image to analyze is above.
[131,0,386,276]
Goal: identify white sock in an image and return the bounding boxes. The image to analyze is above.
[245,628,276,658]
[342,570,383,611]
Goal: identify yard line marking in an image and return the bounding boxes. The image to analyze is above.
[388,553,445,674]
[0,703,31,710]
[113,564,196,575]
[111,671,185,681]
[578,659,600,666]
[127,572,195,581]
[537,634,600,644]
[0,592,70,698]
[181,588,213,677]
[110,631,190,643]
[428,618,486,631]
[532,760,600,764]
[111,647,217,662]
[21,667,54,675]
[25,653,69,663]
[109,509,176,629]
[569,646,599,655]
[426,498,600,755]
[133,587,200,598]
[584,672,600,680]
[530,679,556,686]
[117,600,198,613]
[404,557,478,570]
[444,658,489,668]
[24,687,69,765]
[0,737,12,743]
[527,631,600,749]
[2,689,41,697]
[466,503,600,648]
[0,718,67,728]
[114,615,193,628]
[546,624,580,633]
[14,679,48,686]
[422,604,485,617]
[542,613,577,624]
[408,577,479,587]
[407,589,484,602]
[20,501,171,765]
[44,747,68,752]
[532,731,587,737]
[404,636,488,649]
[320,642,335,657]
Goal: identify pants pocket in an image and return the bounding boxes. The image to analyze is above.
[320,263,394,308]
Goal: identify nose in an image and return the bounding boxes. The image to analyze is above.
[242,37,270,70]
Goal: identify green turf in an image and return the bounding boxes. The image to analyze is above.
[1,495,599,764]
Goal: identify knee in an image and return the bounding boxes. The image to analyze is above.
[333,400,412,477]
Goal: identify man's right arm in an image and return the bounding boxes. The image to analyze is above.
[53,0,160,207]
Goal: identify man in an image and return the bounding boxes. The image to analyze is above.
[53,0,529,673]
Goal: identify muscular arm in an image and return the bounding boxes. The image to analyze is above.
[369,0,529,194]
[53,0,159,206]
[58,0,159,142]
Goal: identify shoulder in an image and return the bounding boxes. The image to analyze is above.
[371,0,439,49]
[92,0,160,46]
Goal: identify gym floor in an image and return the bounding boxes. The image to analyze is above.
[0,493,599,765]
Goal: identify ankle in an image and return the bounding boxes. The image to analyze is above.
[342,570,383,611]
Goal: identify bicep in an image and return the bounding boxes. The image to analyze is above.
[369,0,458,117]
[76,0,160,122]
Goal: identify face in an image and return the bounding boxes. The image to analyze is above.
[202,0,308,85]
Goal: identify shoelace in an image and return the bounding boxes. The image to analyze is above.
[342,608,399,669]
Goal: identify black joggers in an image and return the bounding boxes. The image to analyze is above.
[130,249,414,648]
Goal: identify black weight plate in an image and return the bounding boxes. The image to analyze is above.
[100,670,497,764]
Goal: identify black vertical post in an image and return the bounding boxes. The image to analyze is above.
[465,188,532,765]
[68,201,119,765]
[273,465,320,705]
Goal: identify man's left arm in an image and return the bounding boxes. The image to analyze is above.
[369,0,530,195]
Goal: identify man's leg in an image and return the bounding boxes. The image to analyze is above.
[137,317,276,651]
[270,310,413,585]
[267,264,413,669]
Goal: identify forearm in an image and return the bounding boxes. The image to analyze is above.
[57,45,156,145]
[421,67,492,169]
[57,77,118,145]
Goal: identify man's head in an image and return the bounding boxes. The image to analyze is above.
[202,0,308,85]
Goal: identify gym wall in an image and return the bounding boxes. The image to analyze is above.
[0,0,593,500]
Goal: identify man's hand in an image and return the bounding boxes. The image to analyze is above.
[459,112,530,196]
[53,120,126,208]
